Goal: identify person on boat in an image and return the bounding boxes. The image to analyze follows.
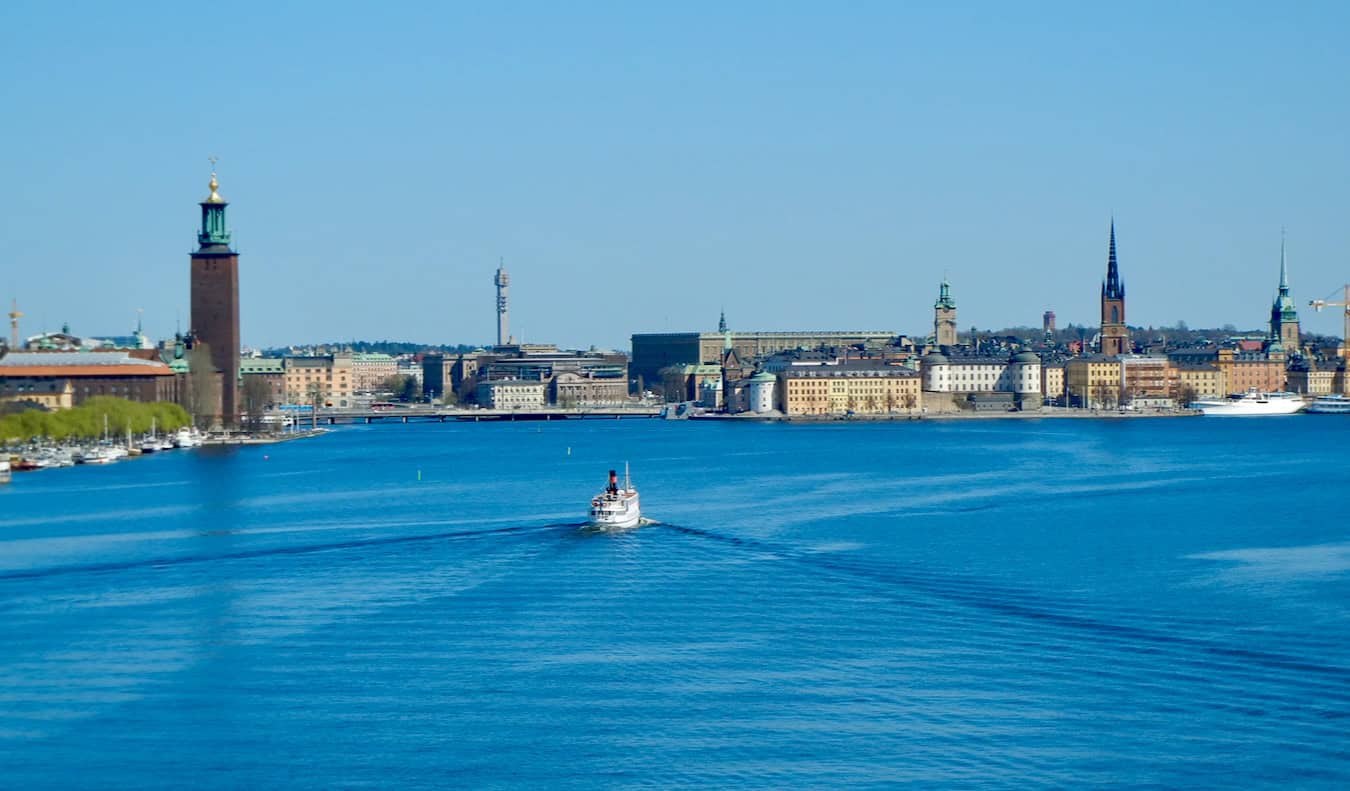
[607,469,619,496]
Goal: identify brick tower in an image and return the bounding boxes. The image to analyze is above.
[934,278,957,348]
[189,166,240,427]
[1099,221,1129,357]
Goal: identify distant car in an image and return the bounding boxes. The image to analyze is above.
[371,402,396,410]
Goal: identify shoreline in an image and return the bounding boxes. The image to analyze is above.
[690,408,1202,423]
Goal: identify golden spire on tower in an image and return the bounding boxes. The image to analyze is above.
[205,155,224,203]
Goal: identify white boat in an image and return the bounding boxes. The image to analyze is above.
[588,465,641,529]
[0,459,10,484]
[1306,394,1350,414]
[1191,390,1306,416]
[173,427,204,448]
[76,446,120,465]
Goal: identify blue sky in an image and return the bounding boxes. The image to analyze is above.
[3,1,1348,349]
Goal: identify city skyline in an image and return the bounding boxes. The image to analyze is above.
[3,3,1348,348]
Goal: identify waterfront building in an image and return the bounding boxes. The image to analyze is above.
[920,351,1041,410]
[934,279,958,347]
[631,329,897,388]
[1286,360,1336,395]
[1269,235,1301,352]
[552,372,628,407]
[1173,364,1225,401]
[1041,361,1065,403]
[1065,356,1123,408]
[747,371,777,414]
[477,344,627,388]
[189,167,241,427]
[283,353,354,408]
[1217,348,1286,394]
[1119,354,1173,404]
[1099,221,1131,357]
[351,353,398,392]
[0,350,177,408]
[778,366,921,416]
[239,357,286,406]
[477,378,546,409]
[421,353,455,402]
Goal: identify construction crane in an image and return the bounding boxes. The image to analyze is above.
[1309,285,1350,354]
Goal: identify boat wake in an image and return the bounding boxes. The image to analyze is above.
[0,521,576,583]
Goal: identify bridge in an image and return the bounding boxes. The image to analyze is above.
[301,406,664,425]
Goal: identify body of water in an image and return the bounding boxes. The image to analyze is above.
[2,417,1348,788]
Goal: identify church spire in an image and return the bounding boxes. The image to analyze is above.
[1278,228,1289,294]
[1102,219,1124,300]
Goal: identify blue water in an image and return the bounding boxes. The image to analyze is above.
[2,417,1348,788]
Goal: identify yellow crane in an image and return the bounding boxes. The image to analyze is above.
[1309,285,1350,354]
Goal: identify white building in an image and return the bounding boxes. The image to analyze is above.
[747,371,777,414]
[477,379,546,409]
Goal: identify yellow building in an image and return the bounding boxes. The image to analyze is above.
[0,377,75,410]
[1040,364,1065,402]
[1173,364,1225,401]
[284,353,354,408]
[1064,357,1122,408]
[780,367,921,416]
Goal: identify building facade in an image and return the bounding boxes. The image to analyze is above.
[283,353,354,408]
[351,353,398,392]
[631,330,897,389]
[477,379,546,409]
[0,351,177,408]
[1065,357,1123,408]
[552,372,629,407]
[779,366,921,416]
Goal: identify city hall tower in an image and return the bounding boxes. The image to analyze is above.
[189,165,240,427]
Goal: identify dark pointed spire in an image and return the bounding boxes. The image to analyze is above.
[1103,219,1124,300]
[718,309,727,334]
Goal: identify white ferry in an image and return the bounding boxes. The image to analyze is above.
[588,466,641,529]
[1191,390,1306,417]
[1306,394,1350,414]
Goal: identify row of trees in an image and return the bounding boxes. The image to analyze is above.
[0,397,191,444]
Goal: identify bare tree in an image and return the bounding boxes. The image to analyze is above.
[242,374,272,434]
[187,341,220,430]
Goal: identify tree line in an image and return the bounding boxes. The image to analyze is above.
[0,397,191,443]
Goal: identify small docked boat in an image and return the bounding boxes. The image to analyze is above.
[588,465,641,529]
[1191,390,1306,416]
[173,427,204,448]
[76,446,120,465]
[1306,394,1350,414]
[0,459,10,484]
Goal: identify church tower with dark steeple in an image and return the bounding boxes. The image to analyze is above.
[189,164,240,428]
[1099,220,1130,357]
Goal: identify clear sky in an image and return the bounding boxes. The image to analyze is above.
[3,1,1348,350]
